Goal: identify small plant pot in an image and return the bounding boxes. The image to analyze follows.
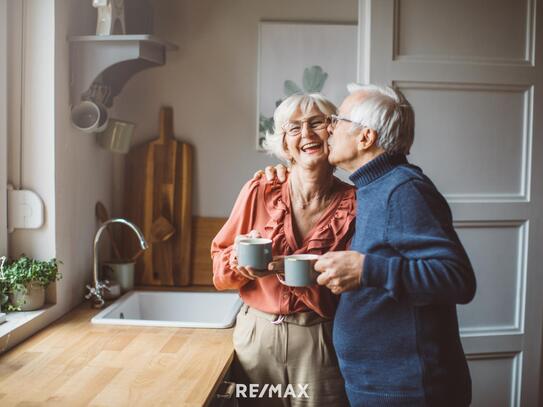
[10,281,45,311]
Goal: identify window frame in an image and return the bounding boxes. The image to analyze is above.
[0,0,8,257]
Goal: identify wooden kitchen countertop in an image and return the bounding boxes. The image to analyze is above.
[0,302,235,406]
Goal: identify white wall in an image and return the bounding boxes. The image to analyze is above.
[114,0,358,217]
[53,0,116,309]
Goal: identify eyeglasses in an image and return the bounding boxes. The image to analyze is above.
[282,116,330,137]
[330,114,367,129]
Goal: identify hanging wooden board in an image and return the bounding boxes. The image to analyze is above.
[123,107,193,286]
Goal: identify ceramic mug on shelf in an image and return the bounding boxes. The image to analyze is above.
[236,237,273,271]
[97,119,135,154]
[70,100,109,133]
[279,254,320,287]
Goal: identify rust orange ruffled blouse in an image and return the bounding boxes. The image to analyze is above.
[211,176,356,319]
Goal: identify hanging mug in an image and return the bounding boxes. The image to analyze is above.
[71,100,109,133]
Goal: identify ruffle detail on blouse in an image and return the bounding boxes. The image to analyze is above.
[262,178,356,254]
[306,185,356,253]
[262,180,292,254]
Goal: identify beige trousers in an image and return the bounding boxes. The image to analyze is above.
[232,303,349,407]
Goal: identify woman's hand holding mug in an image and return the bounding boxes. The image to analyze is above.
[231,230,275,280]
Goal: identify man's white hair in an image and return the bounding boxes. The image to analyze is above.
[263,93,337,162]
[346,83,415,155]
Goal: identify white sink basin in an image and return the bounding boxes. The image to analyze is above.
[91,290,242,329]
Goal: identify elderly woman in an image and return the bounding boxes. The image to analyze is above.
[211,93,355,407]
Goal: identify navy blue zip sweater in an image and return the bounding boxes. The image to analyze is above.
[334,153,476,407]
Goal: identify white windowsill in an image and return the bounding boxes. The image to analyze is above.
[0,304,54,351]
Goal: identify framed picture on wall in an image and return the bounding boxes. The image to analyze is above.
[257,21,357,150]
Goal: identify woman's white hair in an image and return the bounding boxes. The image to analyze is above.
[263,93,337,162]
[346,83,415,155]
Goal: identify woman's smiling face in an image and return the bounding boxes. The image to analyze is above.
[282,105,331,169]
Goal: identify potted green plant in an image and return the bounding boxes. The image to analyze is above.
[0,277,8,313]
[0,256,13,312]
[1,255,62,311]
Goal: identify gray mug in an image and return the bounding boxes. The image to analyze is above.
[237,238,273,271]
[280,254,320,287]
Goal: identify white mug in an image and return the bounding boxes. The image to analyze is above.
[103,261,135,293]
[71,100,109,133]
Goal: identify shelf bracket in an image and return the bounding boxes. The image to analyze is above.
[69,35,177,107]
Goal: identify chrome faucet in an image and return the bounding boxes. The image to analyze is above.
[86,218,148,308]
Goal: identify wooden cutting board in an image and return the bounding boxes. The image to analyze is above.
[123,107,193,286]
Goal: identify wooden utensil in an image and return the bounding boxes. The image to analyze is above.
[150,216,175,243]
[128,248,144,263]
[122,107,193,286]
[95,201,123,260]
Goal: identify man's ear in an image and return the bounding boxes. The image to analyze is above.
[356,128,379,151]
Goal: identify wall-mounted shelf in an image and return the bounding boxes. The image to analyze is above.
[69,35,178,106]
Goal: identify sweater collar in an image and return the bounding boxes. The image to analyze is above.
[349,153,408,187]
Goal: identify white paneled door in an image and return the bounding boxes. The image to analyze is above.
[0,0,8,256]
[358,0,542,405]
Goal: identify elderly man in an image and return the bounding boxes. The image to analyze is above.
[259,84,476,407]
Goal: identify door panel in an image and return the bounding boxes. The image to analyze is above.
[468,353,521,407]
[402,83,530,200]
[358,0,542,405]
[395,0,531,63]
[456,222,526,334]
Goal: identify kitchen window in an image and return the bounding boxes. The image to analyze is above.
[0,0,59,351]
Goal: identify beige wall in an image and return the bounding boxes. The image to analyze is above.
[54,0,117,309]
[114,0,358,217]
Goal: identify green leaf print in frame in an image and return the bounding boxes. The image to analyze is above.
[258,65,329,149]
[302,66,328,93]
[257,22,357,151]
